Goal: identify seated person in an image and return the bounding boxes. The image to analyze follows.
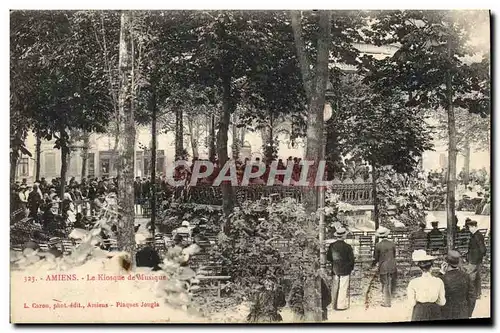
[172,221,193,240]
[427,221,445,249]
[135,246,162,271]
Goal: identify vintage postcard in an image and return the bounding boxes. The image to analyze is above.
[10,9,491,323]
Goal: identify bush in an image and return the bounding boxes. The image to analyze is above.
[376,166,427,229]
[213,197,319,321]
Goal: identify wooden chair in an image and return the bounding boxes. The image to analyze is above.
[61,239,75,255]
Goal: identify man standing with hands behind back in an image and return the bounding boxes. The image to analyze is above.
[466,220,486,300]
[372,226,397,307]
[326,227,355,311]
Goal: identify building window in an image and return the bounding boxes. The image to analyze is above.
[88,153,95,178]
[157,150,165,175]
[141,150,165,177]
[44,152,56,176]
[69,152,79,178]
[136,151,144,178]
[100,159,110,176]
[18,158,29,177]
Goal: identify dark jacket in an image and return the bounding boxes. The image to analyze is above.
[428,228,445,249]
[27,191,42,208]
[134,181,142,199]
[439,269,474,319]
[409,229,428,250]
[373,239,397,274]
[467,231,486,264]
[326,240,355,276]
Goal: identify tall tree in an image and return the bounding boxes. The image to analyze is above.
[80,131,90,180]
[10,10,114,196]
[188,11,286,216]
[116,11,136,254]
[432,108,490,185]
[290,10,332,322]
[35,129,42,181]
[365,10,490,249]
[335,73,433,226]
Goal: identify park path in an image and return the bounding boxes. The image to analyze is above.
[279,289,490,323]
[210,289,490,323]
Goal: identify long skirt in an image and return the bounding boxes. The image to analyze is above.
[331,275,350,310]
[411,302,441,321]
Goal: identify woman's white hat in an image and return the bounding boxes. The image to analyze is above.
[412,249,436,262]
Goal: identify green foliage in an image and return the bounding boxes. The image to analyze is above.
[432,107,490,153]
[328,73,433,172]
[215,198,318,303]
[363,10,490,116]
[323,189,357,232]
[376,166,428,229]
[10,10,116,146]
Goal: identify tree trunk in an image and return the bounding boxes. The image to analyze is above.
[10,153,18,184]
[218,72,235,219]
[175,108,184,159]
[187,116,199,159]
[232,114,239,160]
[81,132,90,181]
[67,150,73,180]
[151,87,157,241]
[291,10,331,322]
[111,119,120,177]
[463,138,470,187]
[372,165,379,230]
[446,42,457,251]
[35,130,41,182]
[209,114,216,161]
[59,138,69,200]
[267,114,274,163]
[293,11,331,215]
[116,11,136,256]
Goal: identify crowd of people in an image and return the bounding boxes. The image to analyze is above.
[11,170,489,322]
[427,167,490,189]
[10,176,122,231]
[163,156,372,186]
[324,218,486,322]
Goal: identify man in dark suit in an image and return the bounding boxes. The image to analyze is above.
[372,226,397,307]
[134,177,143,202]
[438,250,475,319]
[466,220,486,299]
[326,227,355,311]
[409,221,428,251]
[427,221,445,250]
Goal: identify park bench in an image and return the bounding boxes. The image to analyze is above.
[191,255,231,298]
[10,208,25,223]
[102,238,118,251]
[154,233,168,254]
[357,235,374,262]
[61,239,75,254]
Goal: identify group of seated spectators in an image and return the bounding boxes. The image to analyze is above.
[409,217,476,251]
[166,156,373,187]
[10,176,123,231]
[428,167,490,189]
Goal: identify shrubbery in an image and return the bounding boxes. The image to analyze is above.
[376,166,427,229]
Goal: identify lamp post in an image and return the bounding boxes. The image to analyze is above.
[319,81,334,270]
